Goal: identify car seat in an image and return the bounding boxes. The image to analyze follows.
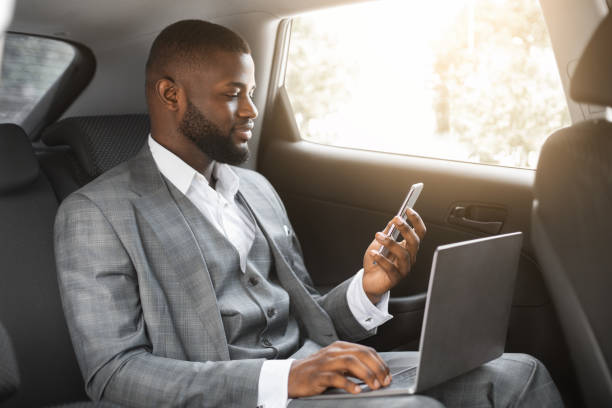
[531,12,612,408]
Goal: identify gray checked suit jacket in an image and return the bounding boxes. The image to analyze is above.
[54,146,372,408]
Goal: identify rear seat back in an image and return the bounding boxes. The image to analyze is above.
[0,321,19,403]
[0,116,149,406]
[40,114,150,200]
[0,124,87,407]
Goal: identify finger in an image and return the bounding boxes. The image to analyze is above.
[333,342,389,376]
[356,346,392,387]
[321,372,362,394]
[393,215,420,249]
[393,217,425,264]
[381,219,395,235]
[375,231,411,271]
[369,250,403,283]
[324,354,382,391]
[394,216,421,262]
[324,343,391,386]
[405,208,426,240]
[376,219,399,261]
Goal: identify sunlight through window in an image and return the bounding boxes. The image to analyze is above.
[285,0,571,169]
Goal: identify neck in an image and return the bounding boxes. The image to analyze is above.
[150,131,213,175]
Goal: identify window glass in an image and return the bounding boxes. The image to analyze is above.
[285,0,571,169]
[0,34,75,125]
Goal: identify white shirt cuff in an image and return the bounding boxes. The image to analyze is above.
[347,269,393,331]
[257,359,294,408]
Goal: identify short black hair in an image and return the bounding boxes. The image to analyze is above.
[145,20,250,94]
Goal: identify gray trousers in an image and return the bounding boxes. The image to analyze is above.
[289,352,563,408]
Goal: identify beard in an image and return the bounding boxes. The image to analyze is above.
[178,99,249,165]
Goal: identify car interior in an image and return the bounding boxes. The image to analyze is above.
[0,0,610,407]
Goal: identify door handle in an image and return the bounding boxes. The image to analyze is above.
[447,205,506,234]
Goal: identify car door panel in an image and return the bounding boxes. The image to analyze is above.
[257,91,574,384]
[259,93,545,298]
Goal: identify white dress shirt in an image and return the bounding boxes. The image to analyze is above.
[148,135,392,407]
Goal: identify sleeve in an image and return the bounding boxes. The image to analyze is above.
[257,359,293,408]
[346,269,393,330]
[54,193,264,408]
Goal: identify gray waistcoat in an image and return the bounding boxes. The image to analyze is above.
[172,188,301,360]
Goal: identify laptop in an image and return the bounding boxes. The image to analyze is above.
[305,231,523,399]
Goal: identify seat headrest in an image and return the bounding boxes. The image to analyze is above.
[42,114,150,179]
[0,124,39,194]
[570,13,612,107]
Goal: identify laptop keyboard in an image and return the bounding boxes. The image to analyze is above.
[305,365,419,399]
[353,365,417,391]
[391,366,418,382]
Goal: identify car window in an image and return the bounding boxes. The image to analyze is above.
[285,0,571,169]
[0,33,75,126]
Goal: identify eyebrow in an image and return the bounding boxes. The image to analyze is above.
[225,81,256,90]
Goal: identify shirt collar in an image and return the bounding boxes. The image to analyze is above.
[148,134,240,202]
[212,159,240,202]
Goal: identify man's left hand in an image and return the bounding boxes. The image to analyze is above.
[362,208,426,304]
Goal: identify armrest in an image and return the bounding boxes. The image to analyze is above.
[360,292,427,351]
[389,293,427,314]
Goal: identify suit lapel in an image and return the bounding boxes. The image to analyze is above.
[127,147,336,352]
[237,179,338,345]
[129,147,230,360]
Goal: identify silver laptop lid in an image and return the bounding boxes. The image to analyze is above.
[414,231,523,392]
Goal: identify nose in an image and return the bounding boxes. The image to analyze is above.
[238,94,258,120]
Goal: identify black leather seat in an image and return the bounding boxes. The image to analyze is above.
[0,124,88,406]
[532,13,612,408]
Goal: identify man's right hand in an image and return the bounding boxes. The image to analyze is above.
[287,341,391,398]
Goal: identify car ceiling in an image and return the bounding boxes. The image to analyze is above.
[10,0,372,46]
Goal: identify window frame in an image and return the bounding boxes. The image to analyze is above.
[270,3,574,171]
[3,32,96,140]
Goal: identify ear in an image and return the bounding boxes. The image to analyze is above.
[155,78,183,112]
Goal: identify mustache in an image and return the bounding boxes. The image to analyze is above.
[233,120,255,130]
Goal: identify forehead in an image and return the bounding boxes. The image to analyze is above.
[183,51,255,90]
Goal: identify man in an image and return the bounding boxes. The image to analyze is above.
[55,20,562,408]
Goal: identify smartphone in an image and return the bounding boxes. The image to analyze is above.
[378,182,424,258]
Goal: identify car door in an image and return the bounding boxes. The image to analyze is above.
[256,0,582,403]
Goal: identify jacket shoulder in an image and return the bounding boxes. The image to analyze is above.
[232,167,282,202]
[59,159,137,213]
[231,166,270,185]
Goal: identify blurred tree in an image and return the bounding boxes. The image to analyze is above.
[285,18,359,145]
[282,0,571,168]
[431,0,570,167]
